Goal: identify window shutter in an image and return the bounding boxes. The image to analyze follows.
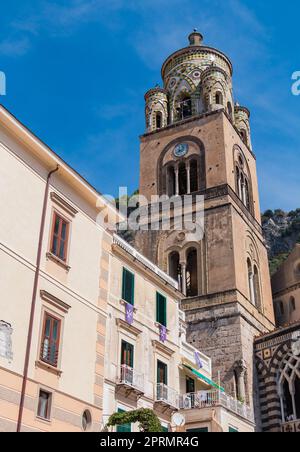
[156,292,167,327]
[122,268,134,305]
[116,409,131,433]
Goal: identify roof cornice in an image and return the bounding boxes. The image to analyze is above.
[0,104,123,222]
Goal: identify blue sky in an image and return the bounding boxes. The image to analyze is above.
[0,0,299,212]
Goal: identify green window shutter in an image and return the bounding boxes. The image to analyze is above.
[156,292,167,327]
[187,428,208,432]
[229,427,238,432]
[116,409,131,433]
[122,268,135,305]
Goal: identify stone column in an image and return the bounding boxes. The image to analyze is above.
[278,384,285,423]
[242,181,247,205]
[235,360,247,402]
[238,174,242,200]
[186,162,191,195]
[290,383,297,420]
[249,271,255,305]
[175,166,179,196]
[181,262,187,296]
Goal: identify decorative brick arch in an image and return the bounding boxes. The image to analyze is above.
[157,136,206,196]
[255,336,300,432]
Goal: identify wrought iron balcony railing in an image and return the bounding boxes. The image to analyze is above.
[179,390,254,422]
[118,365,144,393]
[155,383,179,409]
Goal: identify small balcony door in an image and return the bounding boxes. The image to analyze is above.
[186,377,195,408]
[157,360,168,400]
[121,340,134,385]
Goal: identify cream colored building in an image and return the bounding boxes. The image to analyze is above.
[103,234,255,432]
[272,244,300,327]
[0,105,118,432]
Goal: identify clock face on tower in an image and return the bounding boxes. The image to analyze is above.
[174,143,189,158]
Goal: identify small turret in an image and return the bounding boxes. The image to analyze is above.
[234,104,252,149]
[201,66,234,117]
[144,86,168,132]
[188,29,204,46]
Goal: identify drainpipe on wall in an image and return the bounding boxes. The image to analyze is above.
[17,165,59,432]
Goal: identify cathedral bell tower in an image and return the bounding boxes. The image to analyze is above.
[135,31,275,425]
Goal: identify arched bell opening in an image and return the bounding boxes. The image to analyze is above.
[186,248,198,297]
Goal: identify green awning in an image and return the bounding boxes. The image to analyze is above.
[183,364,225,392]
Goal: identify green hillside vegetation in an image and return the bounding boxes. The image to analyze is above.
[262,209,300,275]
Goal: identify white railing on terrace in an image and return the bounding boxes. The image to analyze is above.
[156,383,179,409]
[179,310,185,322]
[118,365,144,392]
[181,341,212,376]
[179,390,254,423]
[113,234,179,290]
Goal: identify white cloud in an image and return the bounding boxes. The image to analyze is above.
[0,36,31,57]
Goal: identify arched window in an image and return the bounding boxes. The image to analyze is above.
[282,376,300,421]
[253,265,261,311]
[167,165,176,197]
[168,252,181,285]
[240,172,245,204]
[245,178,250,210]
[215,91,223,105]
[227,102,233,118]
[156,112,162,129]
[178,162,187,195]
[82,410,92,432]
[176,94,192,120]
[294,376,300,419]
[240,129,248,145]
[275,301,285,325]
[290,296,296,313]
[247,259,255,305]
[189,159,199,193]
[236,166,241,198]
[186,248,198,297]
[235,160,252,212]
[283,379,294,421]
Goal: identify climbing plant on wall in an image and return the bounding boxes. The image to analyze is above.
[107,408,162,432]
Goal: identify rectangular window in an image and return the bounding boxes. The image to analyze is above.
[157,360,168,385]
[186,377,195,393]
[121,340,134,368]
[50,212,69,262]
[37,390,52,420]
[40,313,61,367]
[122,268,135,305]
[157,361,168,401]
[156,292,167,327]
[116,409,131,433]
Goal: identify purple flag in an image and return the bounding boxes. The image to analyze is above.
[125,303,134,325]
[195,351,204,369]
[159,324,167,343]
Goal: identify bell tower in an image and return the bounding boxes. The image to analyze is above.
[135,31,275,425]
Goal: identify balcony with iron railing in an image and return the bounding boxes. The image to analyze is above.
[116,365,145,397]
[155,383,179,410]
[179,390,254,423]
